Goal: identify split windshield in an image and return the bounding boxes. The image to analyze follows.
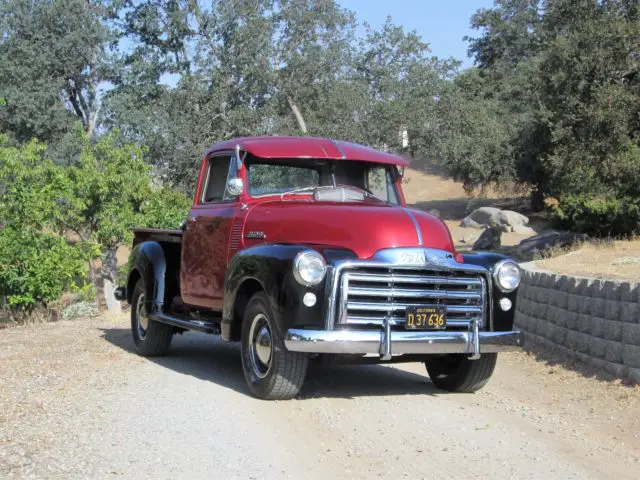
[246,158,400,205]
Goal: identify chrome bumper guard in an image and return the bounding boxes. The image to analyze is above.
[284,324,522,358]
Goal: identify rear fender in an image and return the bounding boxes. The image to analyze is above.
[127,241,167,313]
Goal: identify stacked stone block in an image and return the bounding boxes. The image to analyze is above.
[515,269,640,383]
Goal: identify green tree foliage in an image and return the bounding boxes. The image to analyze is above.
[0,138,95,310]
[102,1,455,190]
[0,227,92,310]
[0,0,112,145]
[455,0,640,217]
[0,132,190,311]
[552,194,640,237]
[434,69,514,193]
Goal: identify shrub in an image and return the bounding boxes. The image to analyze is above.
[60,301,100,321]
[0,227,92,311]
[552,195,640,237]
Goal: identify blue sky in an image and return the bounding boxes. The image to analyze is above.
[339,0,494,67]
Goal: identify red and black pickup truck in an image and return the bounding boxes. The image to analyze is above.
[116,136,522,400]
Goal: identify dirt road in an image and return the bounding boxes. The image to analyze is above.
[2,316,639,479]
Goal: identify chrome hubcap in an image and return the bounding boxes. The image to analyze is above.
[249,313,272,378]
[136,293,148,339]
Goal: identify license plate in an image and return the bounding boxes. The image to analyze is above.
[405,306,447,330]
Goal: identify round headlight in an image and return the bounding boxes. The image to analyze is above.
[493,260,521,292]
[293,250,327,286]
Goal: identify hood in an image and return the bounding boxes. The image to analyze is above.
[242,201,455,259]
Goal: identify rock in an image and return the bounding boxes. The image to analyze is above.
[472,226,502,251]
[461,207,502,229]
[461,207,529,230]
[103,279,122,313]
[428,209,441,218]
[496,210,529,227]
[460,217,483,229]
[515,231,588,260]
[512,225,536,235]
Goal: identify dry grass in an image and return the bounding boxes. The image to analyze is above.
[535,239,640,281]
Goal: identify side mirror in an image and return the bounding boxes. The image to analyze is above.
[227,177,244,196]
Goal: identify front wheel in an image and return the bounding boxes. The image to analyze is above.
[240,292,308,400]
[425,353,497,393]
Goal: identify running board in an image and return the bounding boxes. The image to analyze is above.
[149,313,220,334]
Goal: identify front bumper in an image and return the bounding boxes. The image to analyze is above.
[284,327,522,357]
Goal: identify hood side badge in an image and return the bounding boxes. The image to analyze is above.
[245,231,266,240]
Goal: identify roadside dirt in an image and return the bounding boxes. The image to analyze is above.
[1,316,639,479]
[535,240,640,282]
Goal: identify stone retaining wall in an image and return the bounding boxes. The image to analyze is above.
[514,268,640,383]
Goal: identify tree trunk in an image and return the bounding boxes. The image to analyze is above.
[287,96,308,134]
[530,188,545,212]
[101,246,121,313]
[87,258,101,309]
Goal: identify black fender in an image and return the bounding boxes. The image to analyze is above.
[462,252,519,331]
[222,245,356,341]
[126,241,168,313]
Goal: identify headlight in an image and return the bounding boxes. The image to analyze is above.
[493,260,521,292]
[293,250,327,286]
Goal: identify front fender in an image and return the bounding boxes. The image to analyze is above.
[222,245,356,341]
[462,252,519,331]
[127,241,167,313]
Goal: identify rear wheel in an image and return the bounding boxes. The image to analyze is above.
[240,292,308,400]
[131,279,173,356]
[425,353,497,393]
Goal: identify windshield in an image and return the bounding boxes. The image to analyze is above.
[246,158,400,204]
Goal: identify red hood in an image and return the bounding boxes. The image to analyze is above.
[242,201,455,259]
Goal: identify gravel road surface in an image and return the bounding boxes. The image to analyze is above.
[1,315,639,479]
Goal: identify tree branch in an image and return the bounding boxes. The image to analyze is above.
[66,82,87,127]
[287,96,308,133]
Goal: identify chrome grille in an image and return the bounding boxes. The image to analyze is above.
[337,268,486,329]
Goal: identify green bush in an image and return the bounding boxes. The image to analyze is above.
[0,227,92,310]
[552,195,640,237]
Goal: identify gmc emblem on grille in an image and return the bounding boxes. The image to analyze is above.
[424,250,453,266]
[398,251,426,265]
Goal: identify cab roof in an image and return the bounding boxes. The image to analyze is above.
[205,136,410,166]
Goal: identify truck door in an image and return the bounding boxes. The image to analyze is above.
[181,154,239,311]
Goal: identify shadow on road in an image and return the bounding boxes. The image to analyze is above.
[101,327,441,399]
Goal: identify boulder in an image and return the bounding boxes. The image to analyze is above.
[461,207,502,229]
[461,207,529,230]
[512,225,536,235]
[516,231,588,260]
[460,217,484,229]
[496,210,529,227]
[472,226,502,251]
